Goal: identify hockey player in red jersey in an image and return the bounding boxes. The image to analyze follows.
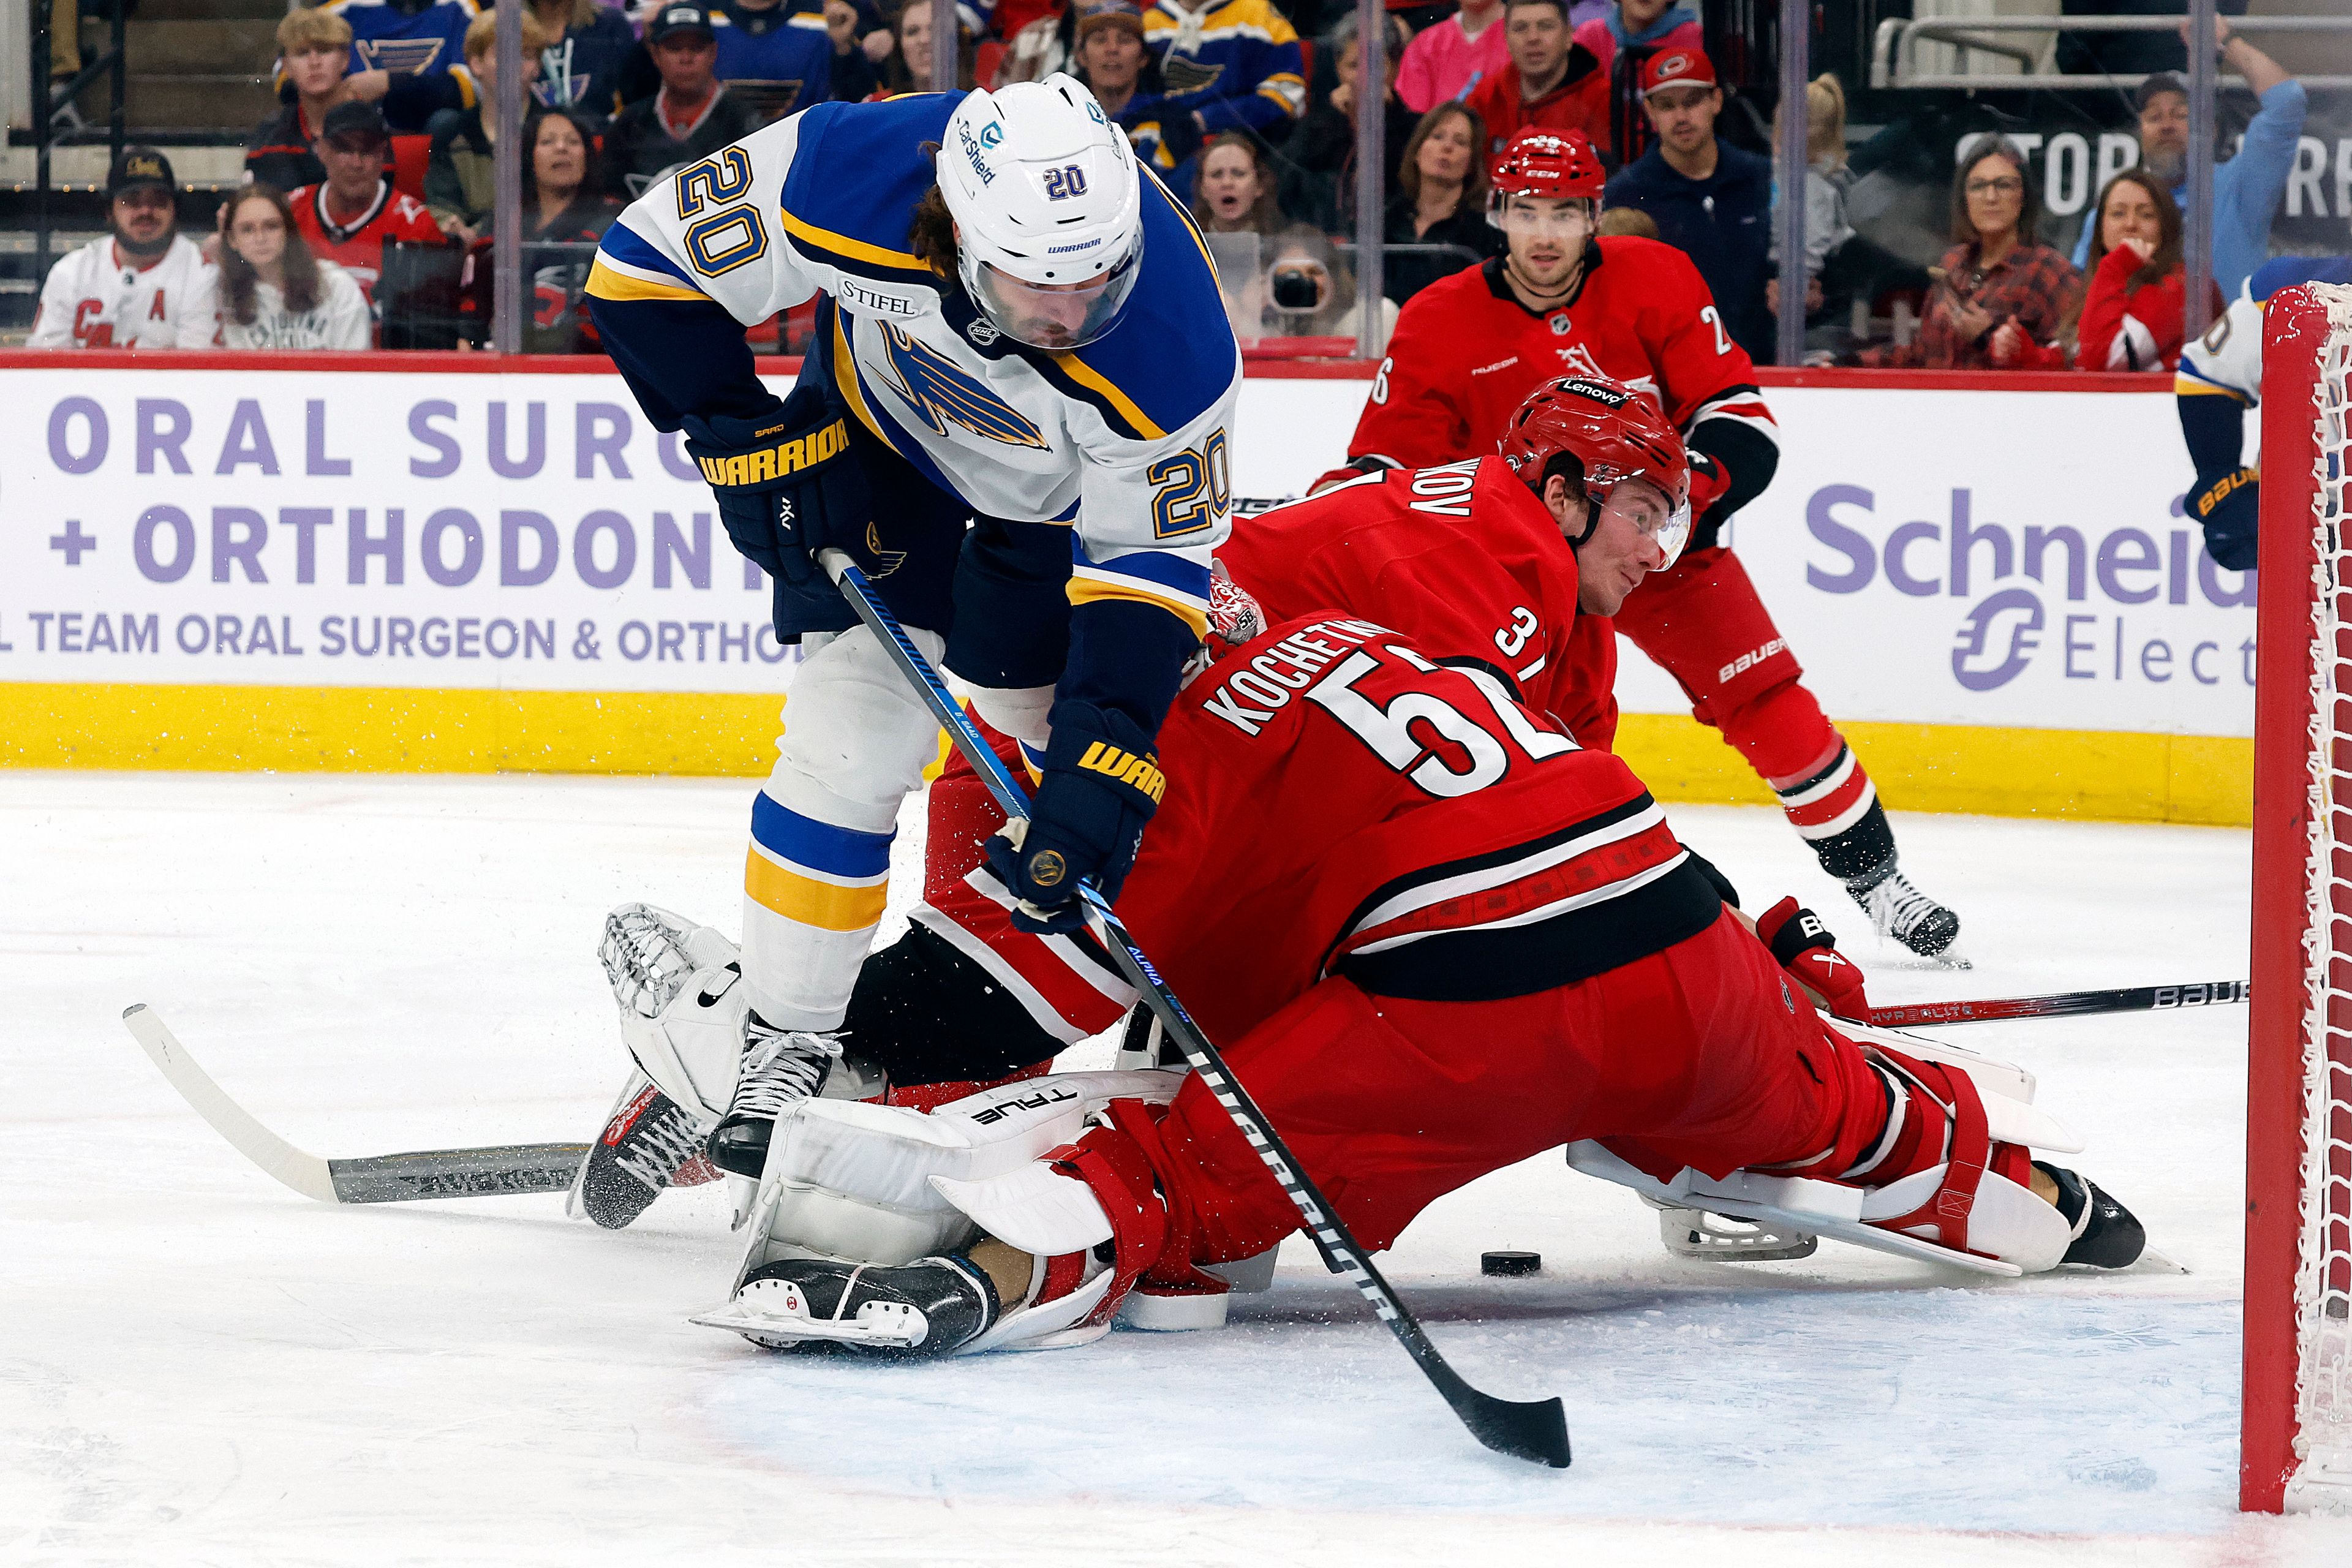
[1329,127,1965,963]
[584,377,1719,1226]
[685,505,2144,1355]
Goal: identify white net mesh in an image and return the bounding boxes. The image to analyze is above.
[2295,281,2352,1503]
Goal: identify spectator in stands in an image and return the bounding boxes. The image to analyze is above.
[1001,0,1081,86]
[528,0,641,116]
[1856,135,2081,371]
[1238,225,1398,341]
[426,10,552,241]
[1384,102,1501,303]
[1763,71,1853,337]
[459,108,620,351]
[249,10,454,190]
[2066,18,2304,303]
[605,5,763,198]
[712,0,839,123]
[875,0,978,94]
[322,0,481,104]
[1139,0,1306,149]
[1395,0,1507,115]
[1572,0,1700,168]
[2071,170,2215,372]
[1068,0,1194,175]
[1464,0,1607,161]
[1281,11,1417,230]
[216,184,372,350]
[28,148,219,350]
[1193,131,1285,235]
[819,0,883,102]
[288,101,450,320]
[1603,48,1771,360]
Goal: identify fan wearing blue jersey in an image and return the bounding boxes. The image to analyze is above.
[2175,254,2352,571]
[584,79,1240,1205]
[322,0,480,83]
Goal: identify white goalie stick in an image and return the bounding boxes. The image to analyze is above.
[817,550,1572,1471]
[121,1005,588,1204]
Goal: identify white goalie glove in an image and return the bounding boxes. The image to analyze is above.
[599,902,751,1121]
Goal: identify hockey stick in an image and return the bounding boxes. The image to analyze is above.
[1851,979,2248,1029]
[121,1005,589,1203]
[820,551,1572,1471]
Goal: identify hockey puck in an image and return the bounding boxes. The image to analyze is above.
[1480,1249,1541,1278]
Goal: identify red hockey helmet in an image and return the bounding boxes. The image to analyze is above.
[1487,129,1607,205]
[1499,375,1693,565]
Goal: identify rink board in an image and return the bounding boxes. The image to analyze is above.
[0,356,2252,823]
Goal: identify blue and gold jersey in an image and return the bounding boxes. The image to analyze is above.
[322,0,480,80]
[587,92,1242,639]
[1136,0,1306,137]
[2176,255,2352,485]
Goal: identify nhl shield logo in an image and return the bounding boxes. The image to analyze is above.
[966,317,1000,345]
[1547,312,1572,335]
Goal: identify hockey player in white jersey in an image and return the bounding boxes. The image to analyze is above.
[28,147,219,350]
[2175,252,2352,571]
[581,77,1240,1221]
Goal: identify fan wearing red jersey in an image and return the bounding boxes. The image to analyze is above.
[697,608,2143,1354]
[287,102,448,337]
[1327,128,1964,964]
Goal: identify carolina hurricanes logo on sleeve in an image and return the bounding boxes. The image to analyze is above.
[872,322,1051,450]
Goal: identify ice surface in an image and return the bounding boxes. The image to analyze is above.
[7,771,2350,1566]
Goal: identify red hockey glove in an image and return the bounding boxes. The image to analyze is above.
[1755,896,1871,1019]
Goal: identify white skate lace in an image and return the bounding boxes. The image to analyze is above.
[1863,873,1947,944]
[612,1100,707,1191]
[600,904,699,1021]
[728,1025,845,1120]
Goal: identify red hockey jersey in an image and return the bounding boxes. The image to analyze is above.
[1348,239,1775,475]
[1217,456,1619,749]
[288,180,447,316]
[1112,615,1721,1047]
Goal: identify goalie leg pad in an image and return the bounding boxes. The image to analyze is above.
[726,1069,1180,1289]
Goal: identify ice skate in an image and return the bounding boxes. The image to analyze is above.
[1847,867,1968,967]
[2034,1161,2147,1269]
[695,1252,1001,1356]
[570,1073,723,1230]
[706,1017,871,1180]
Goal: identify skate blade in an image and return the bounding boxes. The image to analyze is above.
[690,1292,928,1351]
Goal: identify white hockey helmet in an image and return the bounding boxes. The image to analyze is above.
[934,74,1145,350]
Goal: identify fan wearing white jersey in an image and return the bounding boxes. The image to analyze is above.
[583,78,1240,1199]
[28,146,218,350]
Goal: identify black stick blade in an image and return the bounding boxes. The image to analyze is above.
[1430,1357,1571,1468]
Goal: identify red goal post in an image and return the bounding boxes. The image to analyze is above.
[2245,281,2352,1513]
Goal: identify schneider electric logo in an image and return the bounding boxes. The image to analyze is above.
[1805,485,2254,694]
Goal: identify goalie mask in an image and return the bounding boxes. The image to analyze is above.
[936,75,1146,351]
[1499,375,1694,567]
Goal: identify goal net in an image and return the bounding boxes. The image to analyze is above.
[2247,281,2352,1513]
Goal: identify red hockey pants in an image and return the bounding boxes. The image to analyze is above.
[1611,545,1838,785]
[1133,908,1885,1267]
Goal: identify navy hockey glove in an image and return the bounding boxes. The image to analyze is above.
[684,386,869,604]
[984,705,1165,934]
[2191,466,2258,573]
